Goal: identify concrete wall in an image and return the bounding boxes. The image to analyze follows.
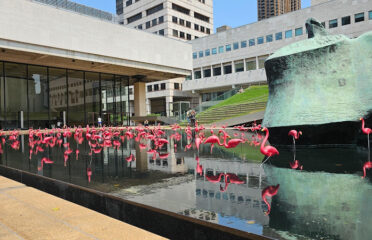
[184,0,372,93]
[120,0,213,41]
[0,0,192,76]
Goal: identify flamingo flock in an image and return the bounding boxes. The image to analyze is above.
[0,116,371,217]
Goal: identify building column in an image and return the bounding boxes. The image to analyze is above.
[135,141,148,172]
[146,98,151,115]
[256,56,260,70]
[134,82,146,117]
[166,96,173,117]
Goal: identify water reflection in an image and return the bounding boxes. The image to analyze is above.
[0,128,371,240]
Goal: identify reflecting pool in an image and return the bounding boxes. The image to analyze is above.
[0,127,371,240]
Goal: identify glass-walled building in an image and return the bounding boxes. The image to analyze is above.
[0,61,132,130]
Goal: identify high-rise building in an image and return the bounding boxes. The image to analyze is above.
[116,0,213,41]
[257,0,301,21]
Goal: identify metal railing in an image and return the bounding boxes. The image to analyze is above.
[31,0,119,23]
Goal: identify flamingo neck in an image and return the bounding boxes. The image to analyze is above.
[362,118,366,131]
[261,129,269,150]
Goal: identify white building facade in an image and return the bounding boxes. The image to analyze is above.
[116,0,213,118]
[184,0,372,107]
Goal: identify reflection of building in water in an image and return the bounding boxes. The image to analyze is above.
[147,137,188,173]
[265,165,372,240]
[178,209,218,224]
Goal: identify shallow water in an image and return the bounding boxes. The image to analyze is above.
[0,129,371,240]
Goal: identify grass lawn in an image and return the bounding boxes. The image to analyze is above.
[203,85,268,113]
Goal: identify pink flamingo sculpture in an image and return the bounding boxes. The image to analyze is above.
[360,118,372,159]
[261,184,280,215]
[260,128,279,167]
[288,129,302,151]
[38,157,54,171]
[362,161,372,178]
[289,160,303,170]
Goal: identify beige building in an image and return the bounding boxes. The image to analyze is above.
[116,0,214,118]
[258,0,301,21]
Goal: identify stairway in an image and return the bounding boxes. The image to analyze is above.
[196,101,267,124]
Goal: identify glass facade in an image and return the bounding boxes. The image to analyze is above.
[369,11,372,20]
[0,61,130,129]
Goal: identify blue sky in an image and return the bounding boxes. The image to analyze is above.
[71,0,312,31]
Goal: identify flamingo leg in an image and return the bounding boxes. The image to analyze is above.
[368,134,370,162]
[260,156,271,168]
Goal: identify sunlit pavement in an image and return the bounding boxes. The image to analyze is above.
[0,176,166,240]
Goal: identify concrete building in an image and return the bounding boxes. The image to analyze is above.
[116,0,213,118]
[0,0,192,129]
[184,0,372,110]
[258,0,301,21]
[117,0,213,41]
[311,0,330,6]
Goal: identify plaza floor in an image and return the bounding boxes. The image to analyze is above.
[0,176,166,240]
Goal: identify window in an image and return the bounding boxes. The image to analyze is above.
[285,30,293,38]
[200,26,205,32]
[203,68,211,78]
[258,57,267,69]
[161,83,166,90]
[212,48,217,55]
[355,12,364,23]
[173,29,178,37]
[233,42,239,50]
[172,16,178,23]
[342,16,350,26]
[152,19,157,26]
[249,39,255,46]
[257,37,264,44]
[194,12,210,23]
[223,63,232,74]
[194,24,199,31]
[116,0,123,15]
[218,46,224,53]
[154,84,159,91]
[127,12,142,24]
[187,34,191,40]
[369,11,372,20]
[266,34,273,42]
[186,21,191,28]
[146,21,151,29]
[179,19,185,25]
[138,24,142,30]
[194,70,201,79]
[241,41,247,48]
[199,51,203,58]
[246,59,256,71]
[147,85,153,92]
[180,32,185,38]
[126,0,132,7]
[193,52,197,59]
[146,4,163,16]
[159,29,164,36]
[206,28,211,34]
[275,32,282,40]
[172,3,190,15]
[205,49,210,56]
[213,65,221,76]
[226,44,231,52]
[159,16,164,24]
[329,19,337,28]
[185,75,192,81]
[174,83,180,90]
[235,61,244,72]
[295,27,303,36]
